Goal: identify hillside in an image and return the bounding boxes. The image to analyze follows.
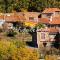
[0,0,60,13]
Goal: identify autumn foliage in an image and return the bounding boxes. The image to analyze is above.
[0,40,39,60]
[24,22,37,28]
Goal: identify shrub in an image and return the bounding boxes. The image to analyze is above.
[6,29,17,37]
[11,40,26,48]
[0,40,39,60]
[45,55,57,60]
[52,32,60,49]
[0,40,16,60]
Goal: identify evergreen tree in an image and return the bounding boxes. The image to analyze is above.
[0,0,60,12]
[52,32,60,49]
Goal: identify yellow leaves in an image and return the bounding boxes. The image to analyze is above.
[21,8,28,12]
[45,55,57,60]
[24,22,37,28]
[0,40,17,60]
[16,47,39,60]
[0,40,39,60]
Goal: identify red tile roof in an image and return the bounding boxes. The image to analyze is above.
[3,12,39,22]
[39,16,60,25]
[49,16,60,24]
[38,18,49,24]
[37,27,59,33]
[4,13,20,22]
[0,12,59,26]
[4,13,26,22]
[16,12,26,22]
[0,15,4,20]
[48,27,59,33]
[43,8,60,13]
[0,13,26,22]
[37,28,49,32]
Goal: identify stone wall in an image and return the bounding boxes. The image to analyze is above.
[37,28,50,48]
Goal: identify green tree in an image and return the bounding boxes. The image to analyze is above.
[24,22,44,47]
[28,0,45,12]
[0,0,60,12]
[52,32,60,49]
[4,0,16,12]
[14,0,29,12]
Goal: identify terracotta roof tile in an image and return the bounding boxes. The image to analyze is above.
[4,13,25,22]
[49,17,60,24]
[0,15,4,20]
[38,18,49,24]
[39,17,60,25]
[37,28,49,32]
[16,12,26,22]
[48,27,59,33]
[43,8,60,13]
[0,12,40,23]
[4,13,20,22]
[37,27,59,33]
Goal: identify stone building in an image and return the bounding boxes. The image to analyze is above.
[0,12,40,29]
[42,8,60,19]
[37,8,60,48]
[37,27,60,48]
[37,28,50,48]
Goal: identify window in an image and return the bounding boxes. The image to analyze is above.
[46,13,51,16]
[29,17,34,20]
[41,33,45,39]
[46,13,52,18]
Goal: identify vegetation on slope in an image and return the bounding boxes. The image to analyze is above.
[0,40,39,60]
[0,0,60,12]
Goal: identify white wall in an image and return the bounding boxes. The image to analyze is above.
[0,20,5,27]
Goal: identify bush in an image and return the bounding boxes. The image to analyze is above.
[52,32,60,49]
[11,40,26,48]
[45,55,57,60]
[0,40,16,60]
[6,29,17,37]
[0,40,39,60]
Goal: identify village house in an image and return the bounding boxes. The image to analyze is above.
[0,10,59,48]
[0,13,24,30]
[37,8,60,48]
[23,12,40,22]
[0,12,40,30]
[42,8,60,19]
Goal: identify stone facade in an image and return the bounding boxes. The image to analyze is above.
[24,12,40,22]
[37,28,51,48]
